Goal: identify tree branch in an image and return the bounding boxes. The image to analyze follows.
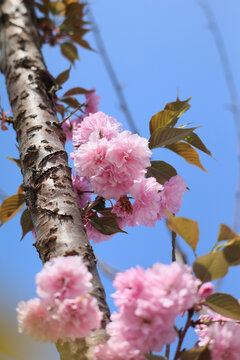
[0,0,110,357]
[87,5,139,135]
[199,1,240,232]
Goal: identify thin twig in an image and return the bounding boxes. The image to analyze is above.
[87,5,139,135]
[173,310,194,360]
[165,344,170,359]
[171,230,176,262]
[199,1,240,232]
[60,104,83,125]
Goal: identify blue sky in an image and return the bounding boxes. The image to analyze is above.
[0,1,239,359]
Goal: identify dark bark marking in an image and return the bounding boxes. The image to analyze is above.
[33,164,68,185]
[38,103,47,110]
[49,227,58,235]
[23,145,38,166]
[10,95,18,106]
[15,57,36,68]
[20,90,29,99]
[26,125,42,134]
[47,109,55,115]
[39,150,67,168]
[38,207,73,221]
[53,121,62,129]
[29,114,37,118]
[44,145,53,152]
[14,109,26,129]
[9,71,20,81]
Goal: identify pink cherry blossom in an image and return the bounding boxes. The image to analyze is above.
[84,89,101,116]
[95,330,145,360]
[62,116,83,142]
[208,322,240,360]
[89,132,152,200]
[196,308,239,347]
[73,137,109,179]
[17,256,103,343]
[72,111,122,146]
[36,256,92,301]
[198,282,214,299]
[142,262,201,315]
[112,196,133,228]
[56,296,102,340]
[130,177,163,227]
[90,163,135,200]
[112,266,146,308]
[17,298,60,343]
[72,172,92,208]
[158,175,187,218]
[96,262,201,359]
[196,309,240,360]
[107,131,151,180]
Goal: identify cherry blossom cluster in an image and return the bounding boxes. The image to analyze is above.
[196,308,240,360]
[62,89,100,142]
[67,105,187,243]
[95,262,204,360]
[17,256,102,343]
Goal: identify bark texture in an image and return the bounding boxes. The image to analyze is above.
[0,0,110,357]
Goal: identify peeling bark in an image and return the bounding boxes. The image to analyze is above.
[0,0,110,357]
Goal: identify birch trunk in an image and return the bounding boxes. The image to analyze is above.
[0,0,110,358]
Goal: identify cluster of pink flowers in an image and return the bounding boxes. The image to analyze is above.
[95,262,202,360]
[62,89,100,142]
[196,309,240,360]
[17,256,102,343]
[69,108,187,243]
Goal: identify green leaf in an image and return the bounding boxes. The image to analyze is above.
[193,251,229,282]
[60,42,79,64]
[149,97,191,135]
[164,96,191,115]
[165,142,207,172]
[56,67,71,85]
[6,156,21,168]
[0,194,25,225]
[20,208,33,241]
[205,293,240,320]
[70,30,90,46]
[180,346,210,360]
[184,132,212,157]
[149,110,178,134]
[49,1,65,15]
[166,214,199,251]
[61,96,80,109]
[146,161,177,184]
[76,38,92,50]
[223,243,240,266]
[149,127,197,149]
[63,87,92,97]
[217,223,237,242]
[65,2,85,16]
[194,242,240,282]
[88,213,127,236]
